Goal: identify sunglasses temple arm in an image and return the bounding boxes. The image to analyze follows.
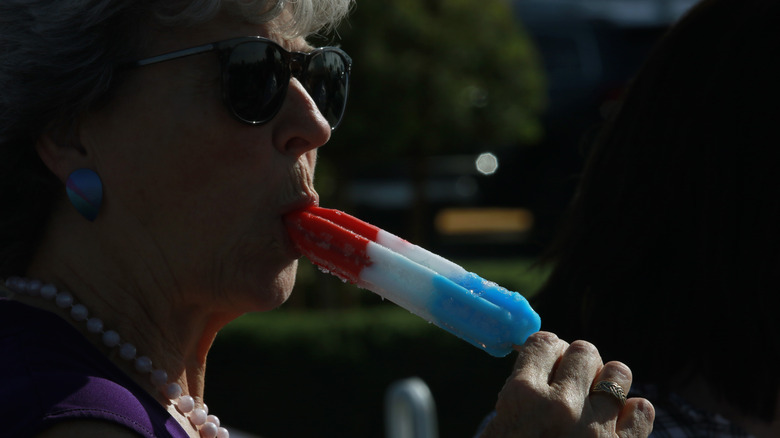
[134,43,218,67]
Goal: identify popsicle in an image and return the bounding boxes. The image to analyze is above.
[284,206,541,357]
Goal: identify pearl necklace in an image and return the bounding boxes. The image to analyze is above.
[3,277,229,438]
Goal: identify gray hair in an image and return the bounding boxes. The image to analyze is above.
[0,0,353,276]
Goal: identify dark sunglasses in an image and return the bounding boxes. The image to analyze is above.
[131,36,352,130]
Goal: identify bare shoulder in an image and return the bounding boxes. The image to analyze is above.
[34,419,143,438]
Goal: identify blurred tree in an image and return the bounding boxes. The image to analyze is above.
[315,0,546,241]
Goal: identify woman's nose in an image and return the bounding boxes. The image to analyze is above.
[272,78,332,157]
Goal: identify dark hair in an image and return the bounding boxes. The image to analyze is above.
[0,1,150,277]
[533,0,780,421]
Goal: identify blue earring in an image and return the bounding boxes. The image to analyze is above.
[66,168,103,222]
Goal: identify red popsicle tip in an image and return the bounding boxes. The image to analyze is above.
[283,208,374,284]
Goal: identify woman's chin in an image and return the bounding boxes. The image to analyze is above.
[244,259,298,312]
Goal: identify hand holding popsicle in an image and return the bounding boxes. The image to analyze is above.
[284,206,541,357]
[478,332,655,437]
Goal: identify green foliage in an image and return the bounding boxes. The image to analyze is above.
[207,307,518,438]
[207,259,552,436]
[323,0,546,167]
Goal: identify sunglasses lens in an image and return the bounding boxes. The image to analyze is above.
[226,42,287,124]
[304,50,350,129]
[224,40,349,127]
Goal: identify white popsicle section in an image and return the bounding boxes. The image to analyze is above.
[359,237,540,357]
[374,229,468,281]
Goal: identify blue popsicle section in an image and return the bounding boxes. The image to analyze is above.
[428,274,541,357]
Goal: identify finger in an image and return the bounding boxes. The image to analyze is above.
[512,332,569,383]
[551,340,603,399]
[589,361,632,420]
[617,398,655,438]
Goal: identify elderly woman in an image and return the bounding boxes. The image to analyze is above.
[0,1,653,437]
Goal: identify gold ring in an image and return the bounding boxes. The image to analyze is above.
[591,381,627,407]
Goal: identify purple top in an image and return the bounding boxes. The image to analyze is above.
[0,298,189,437]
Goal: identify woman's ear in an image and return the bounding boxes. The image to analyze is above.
[36,121,104,222]
[35,122,90,184]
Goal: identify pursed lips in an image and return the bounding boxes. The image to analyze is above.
[278,160,319,214]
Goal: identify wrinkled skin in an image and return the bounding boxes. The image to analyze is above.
[480,332,655,438]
